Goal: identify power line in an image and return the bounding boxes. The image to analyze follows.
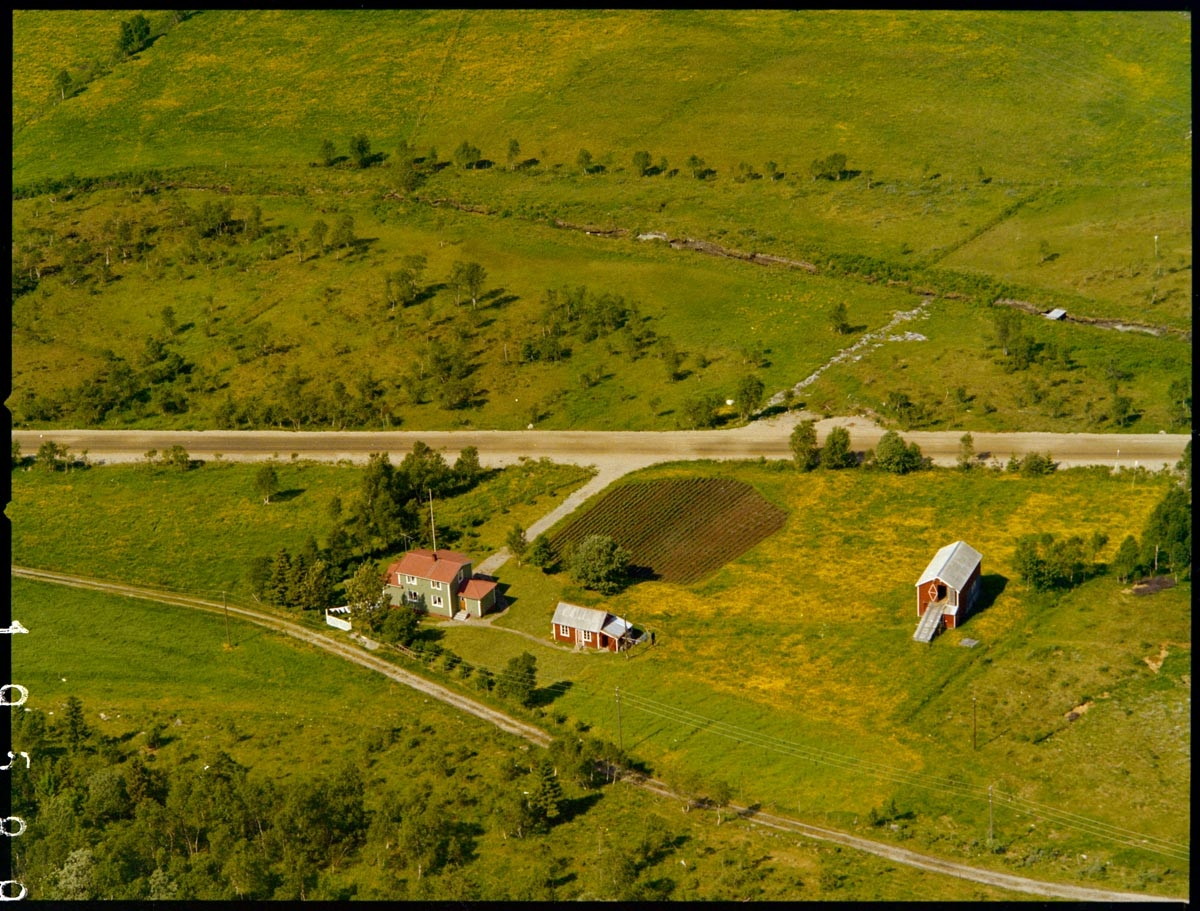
[615,689,1189,861]
[400,652,1188,859]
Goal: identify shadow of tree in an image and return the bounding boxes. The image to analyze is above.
[479,288,519,309]
[556,790,602,824]
[531,679,573,708]
[626,564,660,583]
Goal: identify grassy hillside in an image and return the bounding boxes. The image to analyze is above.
[14,11,1191,185]
[8,457,1190,895]
[12,576,1039,901]
[452,464,1192,896]
[11,10,1191,434]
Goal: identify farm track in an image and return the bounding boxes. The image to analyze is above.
[631,778,1182,904]
[10,565,551,748]
[11,565,1186,903]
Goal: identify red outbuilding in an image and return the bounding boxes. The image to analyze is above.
[914,540,982,643]
[551,602,634,652]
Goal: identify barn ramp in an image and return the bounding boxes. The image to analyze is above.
[913,606,943,644]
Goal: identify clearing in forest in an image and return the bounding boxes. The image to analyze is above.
[551,478,787,584]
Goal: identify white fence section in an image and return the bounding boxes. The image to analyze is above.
[325,606,352,631]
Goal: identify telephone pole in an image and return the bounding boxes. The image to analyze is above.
[615,687,624,752]
[428,490,438,552]
[988,785,994,846]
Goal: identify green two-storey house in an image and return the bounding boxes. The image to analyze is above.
[383,549,499,619]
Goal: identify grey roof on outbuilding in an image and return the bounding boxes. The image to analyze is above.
[601,615,631,639]
[553,602,608,633]
[916,541,982,591]
[552,602,631,638]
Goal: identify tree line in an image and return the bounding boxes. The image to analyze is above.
[789,420,925,474]
[244,443,487,614]
[1011,444,1190,592]
[315,128,858,188]
[9,692,636,901]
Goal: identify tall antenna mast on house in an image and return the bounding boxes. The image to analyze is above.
[429,490,438,552]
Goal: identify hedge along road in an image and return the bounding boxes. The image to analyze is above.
[10,565,1184,903]
[10,415,1190,473]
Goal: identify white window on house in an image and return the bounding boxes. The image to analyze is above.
[431,580,443,591]
[432,595,444,608]
[406,590,421,603]
[558,624,570,637]
[406,574,418,585]
[581,630,593,644]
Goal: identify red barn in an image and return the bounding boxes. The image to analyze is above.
[551,602,633,652]
[914,541,982,643]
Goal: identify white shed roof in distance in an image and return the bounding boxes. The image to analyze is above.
[917,541,982,590]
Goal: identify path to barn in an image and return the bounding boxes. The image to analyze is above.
[432,610,577,652]
[474,460,657,576]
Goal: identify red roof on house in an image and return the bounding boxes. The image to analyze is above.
[460,578,498,602]
[389,549,472,585]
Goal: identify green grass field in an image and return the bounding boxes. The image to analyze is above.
[11,10,1191,434]
[8,458,1189,896]
[439,460,1190,894]
[14,11,1189,189]
[7,457,592,599]
[11,576,1040,901]
[8,9,1190,899]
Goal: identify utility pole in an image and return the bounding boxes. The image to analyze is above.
[615,687,624,753]
[972,695,977,751]
[428,490,438,552]
[988,785,994,846]
[223,590,231,649]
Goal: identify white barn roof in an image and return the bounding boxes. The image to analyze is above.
[916,541,982,591]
